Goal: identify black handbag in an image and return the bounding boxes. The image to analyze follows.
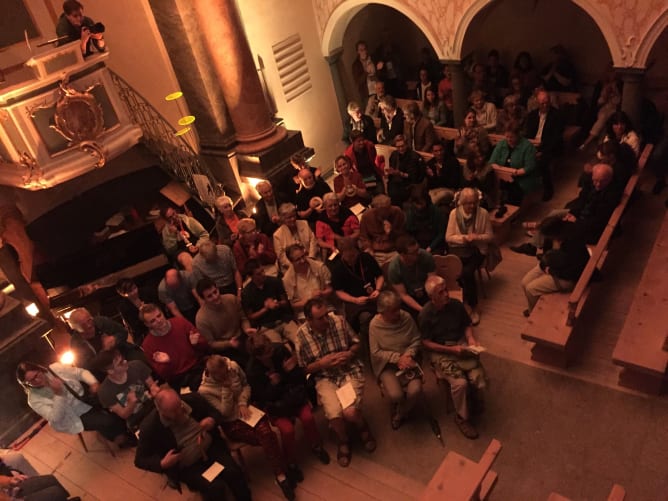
[48,368,100,408]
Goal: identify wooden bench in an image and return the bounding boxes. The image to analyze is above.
[612,210,668,394]
[521,144,654,366]
[421,439,502,501]
[548,483,625,501]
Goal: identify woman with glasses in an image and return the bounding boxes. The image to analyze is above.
[214,195,248,247]
[232,218,278,278]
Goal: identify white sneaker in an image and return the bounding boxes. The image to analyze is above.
[470,311,480,325]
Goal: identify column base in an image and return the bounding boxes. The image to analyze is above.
[234,125,288,154]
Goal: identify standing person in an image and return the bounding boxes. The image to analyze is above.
[55,0,106,56]
[403,102,436,153]
[352,41,380,103]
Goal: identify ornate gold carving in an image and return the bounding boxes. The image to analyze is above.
[51,80,105,144]
[80,140,105,168]
[17,151,45,188]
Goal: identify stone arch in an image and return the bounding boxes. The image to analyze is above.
[635,8,668,69]
[320,0,442,58]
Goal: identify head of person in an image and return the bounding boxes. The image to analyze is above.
[380,95,397,119]
[443,92,454,110]
[425,275,449,307]
[514,51,533,71]
[442,64,452,79]
[457,187,480,217]
[396,235,420,267]
[290,153,306,171]
[424,88,438,107]
[607,111,634,140]
[139,303,171,336]
[549,44,567,63]
[198,240,218,263]
[419,67,430,84]
[286,243,308,274]
[256,181,275,203]
[469,90,485,111]
[335,155,352,177]
[63,0,84,27]
[237,218,258,245]
[471,64,486,84]
[160,206,180,225]
[164,268,183,290]
[93,349,127,379]
[154,388,188,423]
[394,134,408,154]
[503,94,519,114]
[536,90,551,114]
[510,75,522,93]
[205,355,231,383]
[347,101,362,122]
[538,214,572,245]
[376,290,402,324]
[432,141,444,161]
[245,259,265,287]
[116,278,139,300]
[323,193,340,219]
[298,168,316,189]
[68,307,95,337]
[16,362,49,390]
[596,140,618,165]
[463,108,477,128]
[409,185,430,211]
[404,102,421,124]
[374,80,385,98]
[356,40,368,59]
[304,297,330,332]
[350,130,366,152]
[591,163,614,191]
[371,193,392,219]
[196,277,221,306]
[487,49,500,69]
[278,203,298,228]
[466,146,486,172]
[504,122,522,149]
[215,195,234,217]
[337,236,359,266]
[248,332,275,360]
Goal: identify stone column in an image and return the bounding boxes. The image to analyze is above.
[192,0,286,154]
[443,60,467,127]
[325,48,349,126]
[616,67,645,128]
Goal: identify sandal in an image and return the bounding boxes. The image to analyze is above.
[360,428,377,452]
[337,442,351,467]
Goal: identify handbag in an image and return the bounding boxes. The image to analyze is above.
[48,368,100,408]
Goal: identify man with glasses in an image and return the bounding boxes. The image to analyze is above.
[282,244,333,321]
[273,203,319,273]
[387,235,436,316]
[295,298,375,468]
[232,218,277,278]
[253,181,285,236]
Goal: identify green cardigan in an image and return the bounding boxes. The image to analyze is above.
[488,137,540,194]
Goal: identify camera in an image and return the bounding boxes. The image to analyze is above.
[88,22,106,34]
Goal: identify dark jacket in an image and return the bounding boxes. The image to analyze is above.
[525,107,564,157]
[404,116,436,153]
[343,114,377,144]
[253,196,284,236]
[380,108,405,145]
[565,180,622,244]
[543,237,590,282]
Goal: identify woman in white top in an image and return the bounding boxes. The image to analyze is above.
[469,90,497,132]
[604,111,641,157]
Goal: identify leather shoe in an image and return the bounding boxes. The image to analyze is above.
[510,243,537,256]
[455,414,478,439]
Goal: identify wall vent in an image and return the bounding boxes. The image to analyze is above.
[272,34,311,103]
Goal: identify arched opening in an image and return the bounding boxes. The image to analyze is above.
[645,25,668,95]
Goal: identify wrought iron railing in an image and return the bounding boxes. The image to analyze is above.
[109,70,217,197]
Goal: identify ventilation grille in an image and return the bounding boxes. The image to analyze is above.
[272,34,311,103]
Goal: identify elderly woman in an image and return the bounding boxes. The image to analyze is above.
[446,188,493,325]
[198,355,295,496]
[333,155,369,209]
[273,203,319,272]
[315,193,360,255]
[232,217,277,277]
[454,108,491,159]
[16,362,131,446]
[496,94,527,133]
[343,101,376,144]
[369,291,423,430]
[488,122,539,205]
[214,195,247,247]
[469,90,497,132]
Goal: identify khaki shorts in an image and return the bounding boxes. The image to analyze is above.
[315,375,365,419]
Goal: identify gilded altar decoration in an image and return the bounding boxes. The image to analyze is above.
[17,151,45,189]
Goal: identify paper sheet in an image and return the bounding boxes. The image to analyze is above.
[201,461,225,482]
[240,405,265,428]
[336,381,357,409]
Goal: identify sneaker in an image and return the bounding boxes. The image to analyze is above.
[469,311,480,326]
[276,477,295,501]
[510,243,537,256]
[312,445,330,465]
[287,464,304,485]
[454,414,479,440]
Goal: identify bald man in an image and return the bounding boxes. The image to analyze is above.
[135,388,251,500]
[157,268,199,323]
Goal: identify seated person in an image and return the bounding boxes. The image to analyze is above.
[295,168,332,226]
[469,90,497,132]
[0,456,72,501]
[593,140,637,192]
[580,68,621,151]
[540,44,577,92]
[419,276,486,439]
[462,147,496,209]
[365,80,385,120]
[115,277,160,346]
[198,355,295,499]
[415,66,435,101]
[369,291,423,430]
[280,153,322,204]
[422,88,450,126]
[488,123,539,206]
[282,244,333,320]
[158,268,200,324]
[604,111,641,157]
[241,259,298,343]
[426,141,463,208]
[94,350,155,432]
[139,303,209,392]
[195,278,255,366]
[496,94,527,133]
[160,206,209,272]
[378,95,405,145]
[520,216,589,316]
[333,155,369,209]
[191,240,242,297]
[134,388,251,501]
[386,134,426,207]
[454,108,491,159]
[438,64,453,101]
[246,334,330,471]
[405,185,446,254]
[16,362,131,446]
[273,203,319,273]
[359,194,406,265]
[253,181,285,236]
[214,195,246,247]
[445,188,494,325]
[233,218,278,278]
[388,235,436,316]
[315,193,360,256]
[295,298,376,467]
[342,101,376,145]
[345,130,383,195]
[68,307,144,376]
[403,102,436,153]
[56,0,105,56]
[486,49,509,106]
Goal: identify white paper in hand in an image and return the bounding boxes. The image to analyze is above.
[240,405,265,428]
[202,461,225,482]
[336,381,356,409]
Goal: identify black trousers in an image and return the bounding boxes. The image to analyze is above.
[80,407,127,441]
[19,475,70,501]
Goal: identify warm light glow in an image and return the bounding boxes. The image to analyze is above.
[165,91,184,101]
[174,127,191,136]
[25,303,39,317]
[1,283,15,294]
[252,207,257,214]
[178,115,196,126]
[59,350,75,365]
[244,177,265,189]
[62,309,74,320]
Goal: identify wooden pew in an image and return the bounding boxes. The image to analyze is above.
[521,144,654,366]
[421,439,502,501]
[396,97,422,111]
[612,210,668,394]
[548,483,625,501]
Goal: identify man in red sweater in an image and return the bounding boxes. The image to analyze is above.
[140,303,209,391]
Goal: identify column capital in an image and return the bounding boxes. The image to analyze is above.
[439,59,463,66]
[325,47,344,65]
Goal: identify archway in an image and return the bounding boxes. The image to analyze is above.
[636,8,668,70]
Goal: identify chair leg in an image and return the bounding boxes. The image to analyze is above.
[77,432,89,452]
[96,432,117,458]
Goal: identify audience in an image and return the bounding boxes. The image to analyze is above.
[540,44,577,92]
[295,168,332,225]
[365,80,386,119]
[315,193,360,255]
[191,240,242,297]
[387,235,436,316]
[604,111,641,157]
[378,95,405,145]
[386,134,425,206]
[56,0,105,56]
[214,195,246,247]
[359,194,406,264]
[422,88,448,126]
[469,90,497,132]
[160,206,209,272]
[580,67,621,150]
[115,277,160,346]
[233,217,278,278]
[0,455,72,500]
[405,185,446,254]
[512,51,539,96]
[415,66,435,101]
[437,64,453,101]
[274,203,319,272]
[496,94,527,133]
[157,268,199,324]
[333,155,369,209]
[253,181,284,236]
[462,147,496,209]
[486,49,509,105]
[343,101,377,144]
[345,130,383,195]
[454,108,491,158]
[426,141,463,208]
[403,102,436,153]
[282,243,333,319]
[352,40,380,103]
